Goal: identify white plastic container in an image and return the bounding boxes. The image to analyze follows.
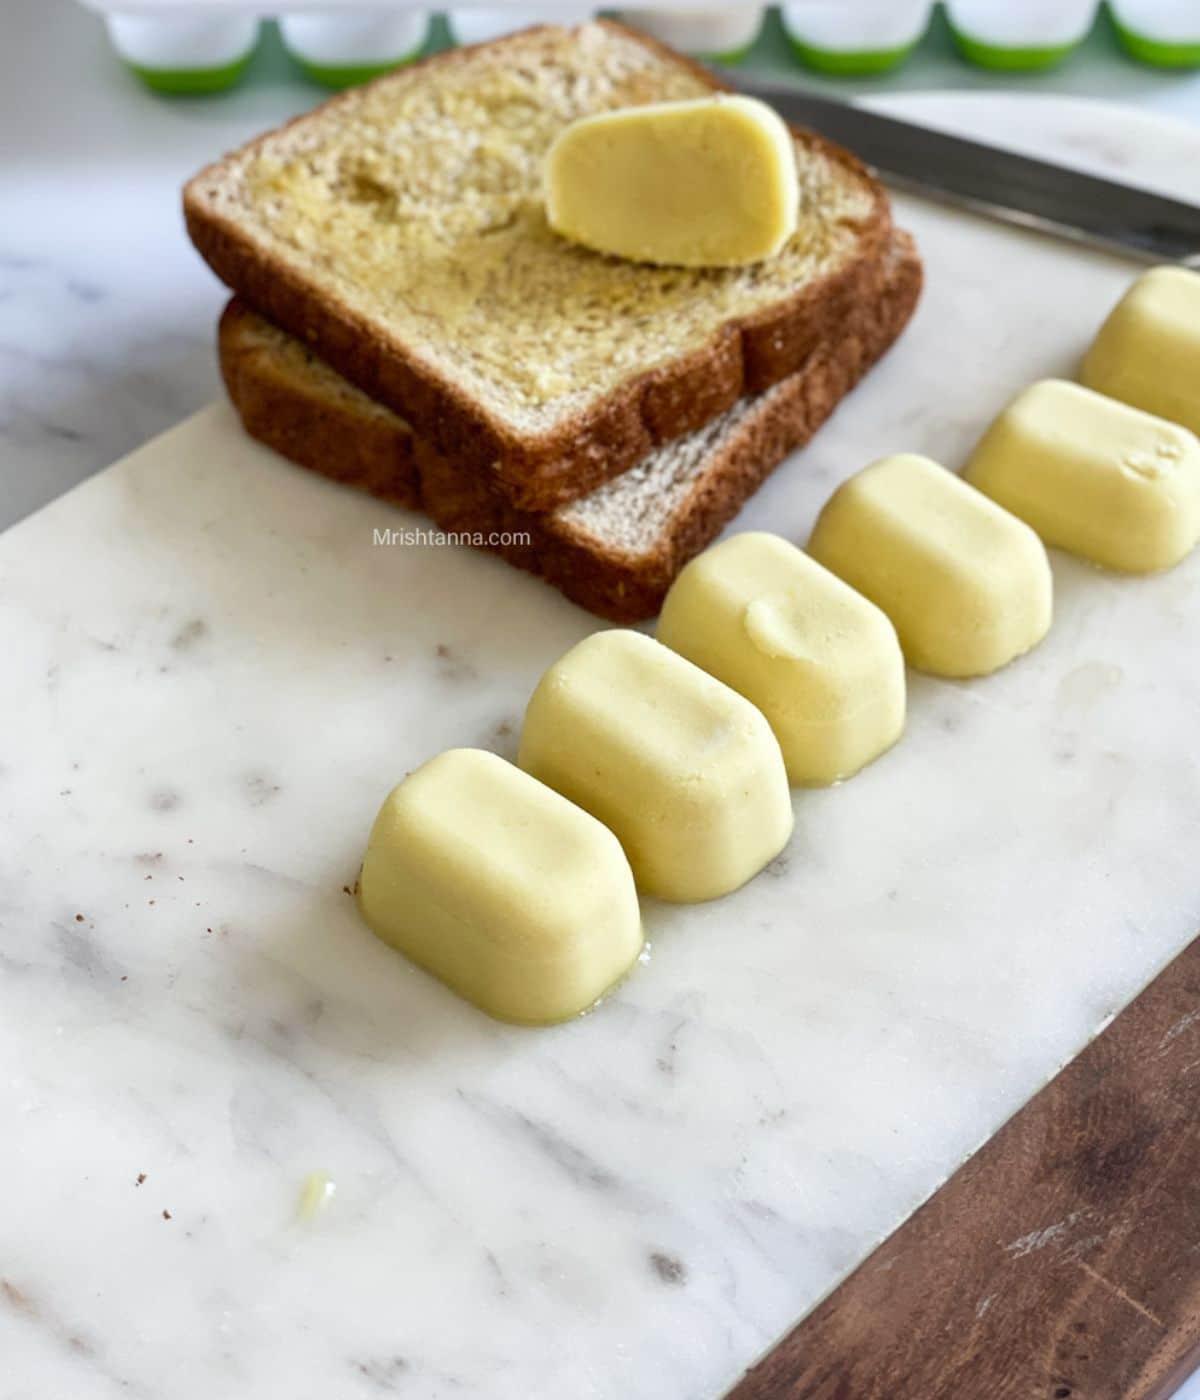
[448,7,594,46]
[613,7,765,60]
[1109,0,1200,67]
[104,11,260,91]
[85,2,760,95]
[945,0,1098,70]
[278,9,431,86]
[780,0,932,74]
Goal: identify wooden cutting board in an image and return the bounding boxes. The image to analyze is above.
[728,935,1200,1399]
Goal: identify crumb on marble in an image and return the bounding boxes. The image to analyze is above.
[244,773,282,807]
[354,1358,408,1384]
[0,1280,31,1312]
[170,618,209,651]
[649,1251,686,1285]
[434,642,477,682]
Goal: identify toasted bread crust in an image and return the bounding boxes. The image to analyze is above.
[187,20,893,514]
[218,313,424,509]
[219,233,921,622]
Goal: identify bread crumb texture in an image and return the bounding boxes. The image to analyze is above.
[557,395,764,555]
[195,23,875,429]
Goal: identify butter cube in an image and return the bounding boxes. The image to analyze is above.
[1082,266,1200,437]
[808,454,1053,678]
[358,749,642,1025]
[544,95,799,268]
[657,532,905,786]
[966,380,1200,573]
[519,630,792,903]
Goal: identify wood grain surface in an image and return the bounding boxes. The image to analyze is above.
[727,938,1200,1400]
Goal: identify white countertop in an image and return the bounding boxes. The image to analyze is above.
[5,5,1200,1398]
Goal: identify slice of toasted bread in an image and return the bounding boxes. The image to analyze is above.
[186,20,893,513]
[219,232,920,622]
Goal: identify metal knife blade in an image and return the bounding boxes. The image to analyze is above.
[730,79,1200,267]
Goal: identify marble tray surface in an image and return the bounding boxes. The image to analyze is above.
[2,94,1200,1400]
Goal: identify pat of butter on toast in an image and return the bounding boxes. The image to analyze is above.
[545,95,800,268]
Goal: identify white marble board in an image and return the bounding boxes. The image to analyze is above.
[2,95,1200,1400]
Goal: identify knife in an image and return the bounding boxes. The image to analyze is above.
[730,78,1200,267]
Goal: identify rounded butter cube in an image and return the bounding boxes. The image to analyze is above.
[544,96,799,268]
[358,749,642,1025]
[519,630,793,903]
[657,532,905,786]
[1082,266,1200,436]
[965,379,1200,573]
[808,454,1053,678]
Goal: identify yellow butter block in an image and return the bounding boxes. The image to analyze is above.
[808,454,1053,679]
[357,749,642,1025]
[966,380,1200,573]
[544,95,799,268]
[1082,266,1200,437]
[657,532,905,786]
[519,630,792,903]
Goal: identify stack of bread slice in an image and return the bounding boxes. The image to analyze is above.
[186,20,921,621]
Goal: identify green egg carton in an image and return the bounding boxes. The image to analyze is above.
[83,2,440,95]
[944,0,1099,71]
[446,7,593,47]
[779,2,933,76]
[102,11,263,92]
[1109,1,1200,67]
[81,0,1200,99]
[127,53,256,92]
[278,10,432,87]
[611,7,765,61]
